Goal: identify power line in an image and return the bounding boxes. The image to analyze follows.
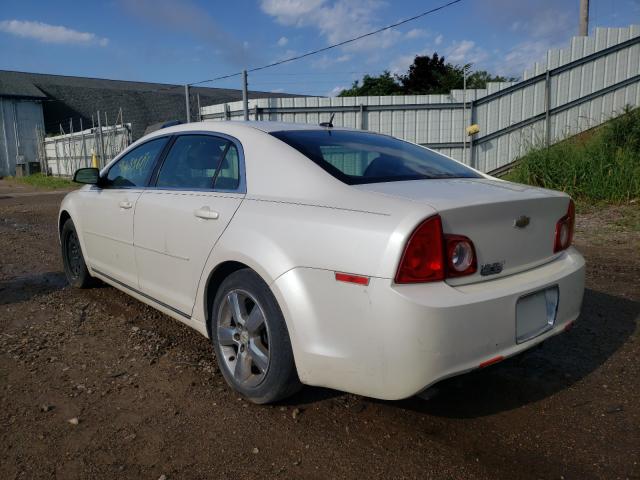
[247,71,374,77]
[247,80,366,85]
[189,0,465,86]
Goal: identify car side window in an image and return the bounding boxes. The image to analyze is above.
[156,135,231,189]
[213,144,240,191]
[106,137,168,188]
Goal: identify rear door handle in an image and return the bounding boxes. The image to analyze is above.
[194,206,219,220]
[119,201,133,209]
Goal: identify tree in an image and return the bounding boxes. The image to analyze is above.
[466,70,518,89]
[396,53,463,94]
[337,54,518,96]
[338,71,402,97]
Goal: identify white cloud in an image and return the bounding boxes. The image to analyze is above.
[122,0,252,67]
[466,1,573,78]
[387,34,446,75]
[261,0,327,26]
[0,20,108,46]
[520,8,571,40]
[389,53,416,74]
[457,0,574,77]
[327,85,346,97]
[480,0,572,42]
[405,28,427,39]
[495,40,551,77]
[277,36,288,47]
[260,0,401,53]
[273,48,297,62]
[445,40,488,65]
[312,53,352,69]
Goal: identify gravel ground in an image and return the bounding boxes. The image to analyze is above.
[0,181,638,480]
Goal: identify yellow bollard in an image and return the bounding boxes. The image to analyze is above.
[91,151,99,168]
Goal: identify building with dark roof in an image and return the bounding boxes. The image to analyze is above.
[0,70,297,176]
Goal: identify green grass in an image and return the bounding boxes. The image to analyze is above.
[504,106,640,204]
[7,173,74,190]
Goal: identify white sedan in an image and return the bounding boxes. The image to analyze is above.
[59,121,585,403]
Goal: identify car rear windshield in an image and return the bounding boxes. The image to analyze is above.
[270,129,481,185]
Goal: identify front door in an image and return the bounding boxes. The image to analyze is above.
[78,136,168,287]
[134,134,245,316]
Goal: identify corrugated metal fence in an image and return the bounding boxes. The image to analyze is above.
[201,25,640,173]
[0,97,45,177]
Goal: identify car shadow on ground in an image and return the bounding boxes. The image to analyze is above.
[282,386,343,405]
[389,288,638,418]
[0,271,68,305]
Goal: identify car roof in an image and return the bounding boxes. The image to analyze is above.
[237,121,354,133]
[150,120,358,138]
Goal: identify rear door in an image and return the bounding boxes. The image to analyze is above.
[133,133,245,317]
[78,136,168,287]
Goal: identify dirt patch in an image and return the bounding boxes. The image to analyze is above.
[0,183,638,479]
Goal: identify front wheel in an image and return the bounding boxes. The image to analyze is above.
[61,219,95,288]
[211,269,301,404]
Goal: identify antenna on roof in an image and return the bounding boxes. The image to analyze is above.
[319,112,335,128]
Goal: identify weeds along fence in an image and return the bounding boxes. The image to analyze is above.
[41,111,132,177]
[201,25,640,174]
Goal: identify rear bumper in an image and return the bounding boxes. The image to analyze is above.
[273,248,585,400]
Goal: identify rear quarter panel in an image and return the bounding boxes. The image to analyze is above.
[191,194,435,327]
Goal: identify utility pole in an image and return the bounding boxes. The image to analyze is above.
[242,69,249,121]
[184,84,191,123]
[579,0,589,36]
[462,64,471,165]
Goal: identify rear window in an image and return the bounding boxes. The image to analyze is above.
[270,130,480,185]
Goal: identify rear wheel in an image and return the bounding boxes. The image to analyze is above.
[211,269,301,404]
[61,219,94,288]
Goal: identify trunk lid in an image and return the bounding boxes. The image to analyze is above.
[354,178,571,285]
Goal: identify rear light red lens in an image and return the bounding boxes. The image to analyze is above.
[395,215,445,284]
[445,235,477,277]
[396,216,479,284]
[554,199,575,253]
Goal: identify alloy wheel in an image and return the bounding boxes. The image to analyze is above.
[217,289,270,387]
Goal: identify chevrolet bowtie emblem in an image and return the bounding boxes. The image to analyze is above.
[514,215,530,228]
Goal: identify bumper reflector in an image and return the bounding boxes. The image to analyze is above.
[479,355,504,369]
[335,272,370,286]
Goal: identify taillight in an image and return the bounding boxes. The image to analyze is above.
[395,215,445,284]
[554,199,575,253]
[445,235,477,277]
[395,216,477,284]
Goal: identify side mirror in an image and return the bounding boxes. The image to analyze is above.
[73,168,100,185]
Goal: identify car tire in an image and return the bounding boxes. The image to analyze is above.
[211,269,301,404]
[61,219,95,289]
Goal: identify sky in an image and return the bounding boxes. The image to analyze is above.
[0,0,638,97]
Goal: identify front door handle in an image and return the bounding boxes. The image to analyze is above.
[194,206,219,220]
[119,201,133,209]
